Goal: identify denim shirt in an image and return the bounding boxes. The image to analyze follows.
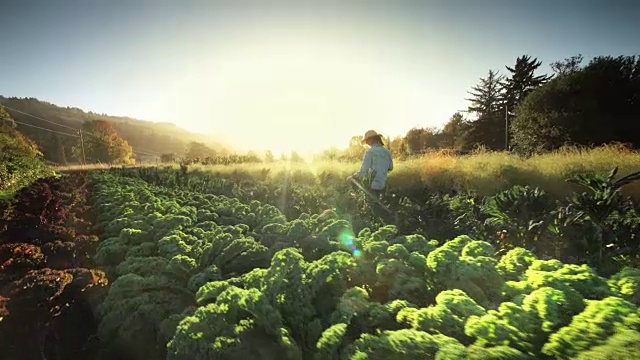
[353,143,394,190]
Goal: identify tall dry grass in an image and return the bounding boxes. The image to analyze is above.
[187,145,640,198]
[55,144,640,199]
[391,144,640,198]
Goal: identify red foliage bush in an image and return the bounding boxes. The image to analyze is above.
[0,172,110,360]
[0,243,46,285]
[1,268,108,360]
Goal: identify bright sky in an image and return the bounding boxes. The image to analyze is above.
[2,0,639,154]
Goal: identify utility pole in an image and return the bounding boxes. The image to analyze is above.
[505,104,509,151]
[78,129,86,164]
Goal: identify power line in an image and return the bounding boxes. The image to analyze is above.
[2,116,160,158]
[1,104,78,130]
[2,106,163,157]
[4,116,161,158]
[1,117,80,138]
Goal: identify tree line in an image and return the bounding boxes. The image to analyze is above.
[318,53,640,162]
[162,142,309,166]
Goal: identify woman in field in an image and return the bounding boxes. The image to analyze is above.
[347,130,394,197]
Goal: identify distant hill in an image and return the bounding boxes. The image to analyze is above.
[0,96,231,164]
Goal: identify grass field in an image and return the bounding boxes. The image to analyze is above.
[56,144,640,198]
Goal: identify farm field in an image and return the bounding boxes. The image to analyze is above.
[3,0,640,358]
[0,163,639,360]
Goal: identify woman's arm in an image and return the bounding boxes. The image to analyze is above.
[353,150,373,178]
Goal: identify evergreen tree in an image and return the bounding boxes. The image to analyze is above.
[463,70,506,150]
[466,69,504,116]
[502,55,551,117]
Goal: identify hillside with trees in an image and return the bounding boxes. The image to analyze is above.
[0,106,52,195]
[0,97,230,165]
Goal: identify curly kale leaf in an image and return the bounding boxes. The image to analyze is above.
[167,286,302,360]
[542,296,640,359]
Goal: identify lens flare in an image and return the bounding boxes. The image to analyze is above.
[338,229,355,247]
[338,228,362,258]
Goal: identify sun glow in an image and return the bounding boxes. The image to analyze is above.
[161,26,438,155]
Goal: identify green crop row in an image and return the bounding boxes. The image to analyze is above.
[89,171,640,360]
